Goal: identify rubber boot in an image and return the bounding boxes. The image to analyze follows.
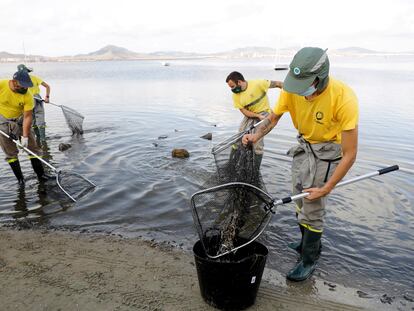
[286,228,322,282]
[9,160,25,185]
[30,158,49,181]
[288,223,304,254]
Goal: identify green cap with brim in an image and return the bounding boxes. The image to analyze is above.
[17,64,33,72]
[283,47,328,94]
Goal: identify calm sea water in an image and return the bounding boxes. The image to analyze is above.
[0,57,413,303]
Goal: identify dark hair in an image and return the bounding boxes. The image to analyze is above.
[226,71,245,83]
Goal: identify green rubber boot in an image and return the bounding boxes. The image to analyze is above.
[288,224,304,254]
[9,160,25,185]
[286,228,322,282]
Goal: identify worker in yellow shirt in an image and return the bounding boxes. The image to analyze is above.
[242,47,359,281]
[17,64,51,145]
[225,72,283,166]
[0,70,48,185]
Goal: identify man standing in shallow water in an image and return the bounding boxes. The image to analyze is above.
[0,70,48,185]
[226,71,283,166]
[242,47,359,281]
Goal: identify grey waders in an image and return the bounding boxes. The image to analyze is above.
[286,228,322,282]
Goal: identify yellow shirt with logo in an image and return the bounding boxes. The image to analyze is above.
[29,75,43,96]
[233,80,271,113]
[0,80,34,119]
[273,78,358,144]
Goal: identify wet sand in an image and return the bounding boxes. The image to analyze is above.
[0,228,405,311]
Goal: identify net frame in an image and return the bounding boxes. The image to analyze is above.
[56,170,96,202]
[191,182,276,259]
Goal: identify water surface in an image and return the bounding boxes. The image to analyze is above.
[0,58,413,305]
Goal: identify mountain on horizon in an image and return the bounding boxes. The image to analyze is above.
[0,44,412,63]
[74,45,141,59]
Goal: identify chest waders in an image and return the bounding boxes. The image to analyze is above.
[287,136,342,255]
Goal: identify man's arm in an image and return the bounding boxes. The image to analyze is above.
[269,81,283,89]
[22,110,33,138]
[242,112,283,145]
[239,108,267,120]
[304,127,358,200]
[41,81,50,103]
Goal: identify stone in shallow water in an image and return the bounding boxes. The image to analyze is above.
[58,143,72,152]
[172,149,190,158]
[200,133,212,140]
[356,290,372,299]
[158,135,168,140]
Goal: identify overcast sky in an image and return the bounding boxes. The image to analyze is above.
[1,0,413,56]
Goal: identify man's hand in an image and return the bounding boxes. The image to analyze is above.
[242,133,256,146]
[258,114,267,120]
[44,96,50,103]
[20,136,29,150]
[303,186,332,201]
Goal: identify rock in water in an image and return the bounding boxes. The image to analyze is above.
[58,143,72,152]
[172,149,190,158]
[200,133,212,140]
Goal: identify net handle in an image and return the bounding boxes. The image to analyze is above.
[273,165,400,207]
[212,118,266,155]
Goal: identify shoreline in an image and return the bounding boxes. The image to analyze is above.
[0,228,405,310]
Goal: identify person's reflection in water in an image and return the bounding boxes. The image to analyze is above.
[13,184,28,213]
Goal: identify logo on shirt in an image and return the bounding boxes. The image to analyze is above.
[315,111,324,124]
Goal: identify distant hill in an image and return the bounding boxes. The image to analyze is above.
[71,45,142,60]
[0,51,48,62]
[0,45,412,63]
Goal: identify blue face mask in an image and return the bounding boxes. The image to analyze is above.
[299,85,317,97]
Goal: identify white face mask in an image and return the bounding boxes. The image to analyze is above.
[298,85,317,97]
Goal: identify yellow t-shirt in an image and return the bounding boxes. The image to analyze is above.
[233,80,271,113]
[29,75,43,96]
[273,77,359,144]
[0,80,34,119]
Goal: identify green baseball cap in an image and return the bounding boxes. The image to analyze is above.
[17,64,33,72]
[283,47,329,94]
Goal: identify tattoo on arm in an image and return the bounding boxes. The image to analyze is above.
[258,118,274,136]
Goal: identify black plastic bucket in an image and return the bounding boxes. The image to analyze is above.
[193,240,268,310]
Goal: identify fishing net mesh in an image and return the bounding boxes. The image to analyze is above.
[61,106,84,134]
[191,130,272,258]
[191,183,274,258]
[56,171,95,201]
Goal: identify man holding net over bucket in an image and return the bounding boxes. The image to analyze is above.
[242,47,359,282]
[0,70,49,185]
[17,64,51,146]
[226,72,283,167]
